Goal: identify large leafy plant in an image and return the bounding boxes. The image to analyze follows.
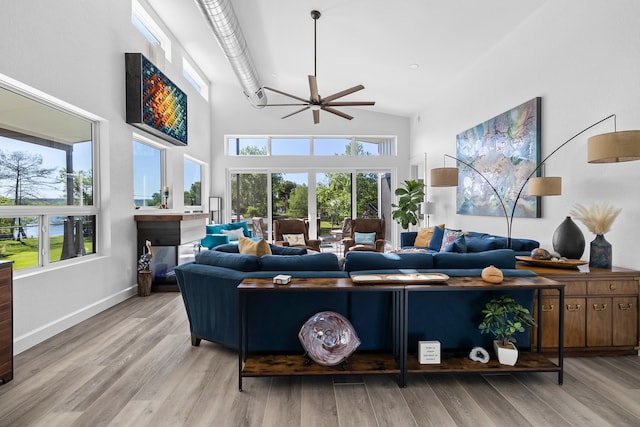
[391,179,425,230]
[478,295,537,347]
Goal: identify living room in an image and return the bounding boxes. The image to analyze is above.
[1,0,639,424]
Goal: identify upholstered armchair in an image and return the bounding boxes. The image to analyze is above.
[343,218,386,255]
[273,219,322,252]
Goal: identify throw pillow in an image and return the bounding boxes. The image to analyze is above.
[238,237,272,257]
[413,224,445,247]
[443,235,467,253]
[221,227,245,241]
[439,228,465,252]
[354,232,376,246]
[283,233,306,246]
[427,225,446,251]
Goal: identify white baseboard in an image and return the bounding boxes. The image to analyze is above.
[13,286,137,355]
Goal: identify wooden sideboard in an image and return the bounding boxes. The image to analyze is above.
[518,262,640,355]
[0,261,13,384]
[134,213,208,291]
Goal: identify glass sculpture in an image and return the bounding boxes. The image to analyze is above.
[298,311,361,366]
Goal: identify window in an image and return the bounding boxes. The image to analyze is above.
[131,0,172,60]
[182,58,209,101]
[226,136,396,156]
[133,138,164,208]
[184,157,202,209]
[0,85,97,270]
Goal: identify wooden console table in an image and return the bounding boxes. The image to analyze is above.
[238,274,564,389]
[134,213,208,291]
[517,262,640,355]
[238,278,405,390]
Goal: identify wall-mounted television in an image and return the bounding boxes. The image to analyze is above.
[125,53,188,146]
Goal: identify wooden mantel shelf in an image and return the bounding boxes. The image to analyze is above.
[134,212,209,222]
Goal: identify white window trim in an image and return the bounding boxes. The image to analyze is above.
[182,58,209,101]
[183,154,207,213]
[132,0,172,61]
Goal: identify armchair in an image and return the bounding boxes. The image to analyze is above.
[201,221,253,249]
[273,219,321,252]
[343,218,386,256]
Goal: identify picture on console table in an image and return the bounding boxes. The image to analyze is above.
[456,97,541,218]
[125,53,188,146]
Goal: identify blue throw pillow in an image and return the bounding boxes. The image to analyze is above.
[195,250,260,271]
[269,245,308,255]
[428,226,445,251]
[354,231,376,246]
[443,235,467,253]
[465,237,506,252]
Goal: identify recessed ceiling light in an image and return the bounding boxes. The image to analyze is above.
[409,63,419,70]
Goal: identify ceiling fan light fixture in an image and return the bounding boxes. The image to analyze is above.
[310,104,321,111]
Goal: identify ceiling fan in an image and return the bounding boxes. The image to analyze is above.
[263,10,375,124]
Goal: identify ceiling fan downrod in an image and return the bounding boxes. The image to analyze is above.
[311,10,320,78]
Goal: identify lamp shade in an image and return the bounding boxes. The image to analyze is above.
[588,130,640,163]
[431,167,458,187]
[527,177,562,196]
[421,201,435,214]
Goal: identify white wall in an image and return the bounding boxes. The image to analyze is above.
[411,0,640,270]
[1,0,212,353]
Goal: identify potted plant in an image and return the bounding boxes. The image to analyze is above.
[391,179,425,230]
[478,295,537,365]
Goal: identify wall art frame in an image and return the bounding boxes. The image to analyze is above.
[455,97,541,218]
[125,52,188,146]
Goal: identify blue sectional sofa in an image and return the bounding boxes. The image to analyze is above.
[175,244,537,354]
[400,228,540,257]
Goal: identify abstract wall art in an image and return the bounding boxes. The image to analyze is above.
[456,97,541,218]
[126,53,188,146]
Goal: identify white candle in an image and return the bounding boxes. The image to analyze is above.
[163,186,169,193]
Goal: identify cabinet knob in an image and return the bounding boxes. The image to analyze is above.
[618,303,633,311]
[592,303,608,311]
[566,304,581,312]
[542,304,554,312]
[609,283,617,291]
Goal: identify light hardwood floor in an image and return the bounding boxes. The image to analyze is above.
[1,292,639,426]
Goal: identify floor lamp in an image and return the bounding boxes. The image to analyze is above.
[430,114,640,248]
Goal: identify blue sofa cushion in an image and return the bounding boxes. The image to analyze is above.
[465,236,507,252]
[433,249,516,269]
[260,253,342,271]
[201,234,229,249]
[344,251,434,272]
[206,221,252,237]
[213,243,307,255]
[510,238,540,252]
[195,250,260,272]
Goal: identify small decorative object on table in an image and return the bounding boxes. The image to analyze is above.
[570,202,621,269]
[481,265,503,284]
[469,346,490,364]
[161,185,169,209]
[478,295,537,366]
[273,274,291,285]
[137,240,154,297]
[298,311,360,367]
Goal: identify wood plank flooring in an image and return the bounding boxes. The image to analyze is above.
[1,292,639,426]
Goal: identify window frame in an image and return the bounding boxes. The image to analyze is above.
[132,133,167,210]
[131,0,172,61]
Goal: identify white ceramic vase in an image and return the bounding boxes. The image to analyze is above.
[493,340,518,366]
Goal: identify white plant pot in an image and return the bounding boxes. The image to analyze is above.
[493,340,518,366]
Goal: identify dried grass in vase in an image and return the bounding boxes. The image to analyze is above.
[569,202,621,235]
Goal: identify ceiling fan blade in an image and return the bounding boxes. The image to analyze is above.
[263,86,309,103]
[322,85,365,103]
[322,106,353,120]
[281,106,310,119]
[308,75,320,102]
[263,103,309,106]
[313,109,320,124]
[325,101,376,106]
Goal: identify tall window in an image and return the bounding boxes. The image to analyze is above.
[183,157,202,210]
[0,85,97,270]
[133,138,164,208]
[182,58,209,101]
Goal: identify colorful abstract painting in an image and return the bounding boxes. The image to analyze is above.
[456,97,541,218]
[126,53,188,146]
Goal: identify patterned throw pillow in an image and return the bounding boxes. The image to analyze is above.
[283,233,306,246]
[439,229,465,252]
[221,227,245,241]
[238,237,272,256]
[354,232,376,246]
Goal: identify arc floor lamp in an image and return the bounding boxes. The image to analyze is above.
[430,114,640,248]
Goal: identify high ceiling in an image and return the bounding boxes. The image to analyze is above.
[148,0,547,118]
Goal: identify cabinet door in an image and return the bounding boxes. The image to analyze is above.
[587,297,612,346]
[537,297,585,348]
[612,296,638,346]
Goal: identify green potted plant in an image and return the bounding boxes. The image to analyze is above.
[478,295,537,365]
[391,179,425,230]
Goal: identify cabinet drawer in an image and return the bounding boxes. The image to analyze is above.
[541,281,586,296]
[613,296,638,346]
[588,281,638,296]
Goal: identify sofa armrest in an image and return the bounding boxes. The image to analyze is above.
[201,234,230,249]
[274,240,291,247]
[307,239,322,251]
[374,239,386,252]
[343,238,355,255]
